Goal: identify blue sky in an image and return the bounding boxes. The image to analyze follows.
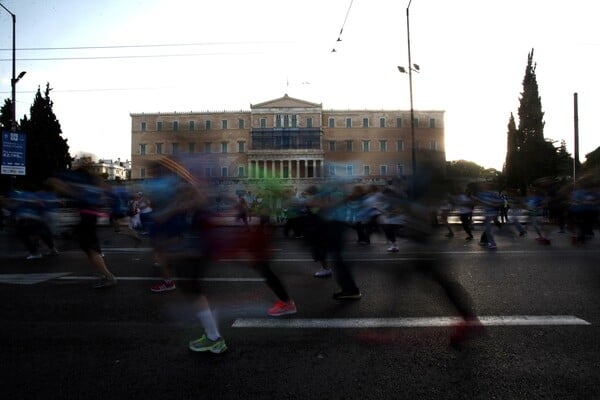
[1,0,599,170]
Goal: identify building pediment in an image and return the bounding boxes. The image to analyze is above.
[251,94,322,110]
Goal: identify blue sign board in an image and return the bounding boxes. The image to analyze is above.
[1,130,26,175]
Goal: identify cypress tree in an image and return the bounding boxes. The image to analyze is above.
[18,83,71,186]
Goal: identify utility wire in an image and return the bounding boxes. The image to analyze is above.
[0,51,262,62]
[0,40,288,52]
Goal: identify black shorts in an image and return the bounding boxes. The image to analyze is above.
[77,213,101,253]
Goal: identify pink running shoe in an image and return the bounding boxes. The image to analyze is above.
[150,280,176,293]
[268,300,297,317]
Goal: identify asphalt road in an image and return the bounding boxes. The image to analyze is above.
[1,223,599,400]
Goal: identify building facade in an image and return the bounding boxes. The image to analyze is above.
[130,94,445,190]
[72,157,131,180]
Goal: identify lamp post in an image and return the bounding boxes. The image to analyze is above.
[398,0,417,196]
[0,3,26,132]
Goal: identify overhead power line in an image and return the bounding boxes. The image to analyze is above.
[0,40,288,52]
[0,51,262,62]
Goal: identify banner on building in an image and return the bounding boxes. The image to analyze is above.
[1,130,27,176]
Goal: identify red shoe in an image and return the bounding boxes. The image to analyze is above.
[150,280,176,293]
[268,300,297,317]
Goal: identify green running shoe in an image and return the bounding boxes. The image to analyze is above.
[188,335,227,354]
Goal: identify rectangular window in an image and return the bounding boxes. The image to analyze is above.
[260,118,267,128]
[306,117,313,128]
[380,140,387,152]
[275,115,282,128]
[380,165,388,176]
[189,120,195,131]
[396,117,402,128]
[222,120,228,129]
[140,143,147,155]
[362,117,369,128]
[363,165,370,176]
[238,141,246,153]
[328,118,335,128]
[379,117,386,128]
[140,168,146,179]
[204,143,212,153]
[156,143,163,154]
[328,141,336,151]
[205,167,213,177]
[156,121,163,131]
[173,121,179,131]
[429,118,436,128]
[237,166,245,177]
[141,122,147,132]
[397,140,405,151]
[188,143,195,153]
[412,117,419,127]
[205,120,212,130]
[221,167,228,177]
[221,142,228,153]
[396,164,405,176]
[346,140,353,152]
[238,119,245,129]
[328,165,336,176]
[346,165,353,176]
[430,140,437,150]
[291,115,297,128]
[172,143,179,154]
[345,117,352,128]
[362,140,370,152]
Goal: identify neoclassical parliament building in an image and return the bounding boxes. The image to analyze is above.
[130,94,445,191]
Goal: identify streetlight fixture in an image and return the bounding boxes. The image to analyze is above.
[398,0,418,196]
[0,3,25,132]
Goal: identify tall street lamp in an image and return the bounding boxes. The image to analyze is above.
[398,0,418,196]
[0,3,26,132]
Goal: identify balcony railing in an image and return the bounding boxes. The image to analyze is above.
[251,127,322,150]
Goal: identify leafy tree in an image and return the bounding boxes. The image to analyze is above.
[554,139,574,176]
[16,83,71,186]
[582,146,600,170]
[0,98,12,129]
[446,159,485,178]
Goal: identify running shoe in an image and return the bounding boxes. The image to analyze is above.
[268,300,297,316]
[387,244,399,252]
[150,280,176,293]
[332,291,362,300]
[47,248,60,256]
[92,276,117,289]
[188,335,227,354]
[26,253,43,260]
[314,268,333,278]
[487,243,497,250]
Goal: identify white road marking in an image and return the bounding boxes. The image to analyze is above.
[0,273,72,285]
[232,315,591,328]
[56,275,265,282]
